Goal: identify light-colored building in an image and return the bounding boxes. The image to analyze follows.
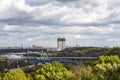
[57,38,66,51]
[76,44,80,47]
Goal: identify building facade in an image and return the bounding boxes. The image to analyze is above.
[57,38,66,51]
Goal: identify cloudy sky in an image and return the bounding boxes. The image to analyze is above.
[0,0,120,47]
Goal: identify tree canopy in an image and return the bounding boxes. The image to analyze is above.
[3,69,27,80]
[35,61,73,80]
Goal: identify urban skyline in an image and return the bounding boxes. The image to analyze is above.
[0,0,120,47]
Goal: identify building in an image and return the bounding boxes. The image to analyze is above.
[32,45,43,49]
[76,44,80,47]
[57,38,66,51]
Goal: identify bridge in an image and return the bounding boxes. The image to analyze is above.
[3,56,98,60]
[3,57,98,64]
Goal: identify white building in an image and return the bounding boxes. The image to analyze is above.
[57,38,66,51]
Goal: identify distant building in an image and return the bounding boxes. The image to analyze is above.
[32,45,43,49]
[76,44,80,47]
[57,38,66,51]
[46,48,57,52]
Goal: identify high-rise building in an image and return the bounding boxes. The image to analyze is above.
[57,38,66,51]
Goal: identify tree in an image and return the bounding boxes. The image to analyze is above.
[97,55,120,64]
[26,73,33,80]
[0,75,1,80]
[35,61,73,80]
[93,63,120,80]
[93,55,120,80]
[3,69,27,80]
[68,63,93,80]
[0,72,5,80]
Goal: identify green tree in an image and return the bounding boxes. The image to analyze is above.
[35,61,73,80]
[26,73,33,80]
[97,55,120,64]
[69,65,93,80]
[93,63,120,80]
[3,69,27,80]
[93,55,120,80]
[0,75,1,80]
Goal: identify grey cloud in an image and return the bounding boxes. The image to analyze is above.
[107,0,120,10]
[0,19,60,27]
[0,0,114,27]
[25,0,54,6]
[56,0,78,3]
[1,18,118,27]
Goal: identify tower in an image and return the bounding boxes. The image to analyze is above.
[21,41,23,49]
[57,38,66,51]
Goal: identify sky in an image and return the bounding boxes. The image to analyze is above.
[0,0,120,47]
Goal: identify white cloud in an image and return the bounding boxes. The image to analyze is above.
[0,0,13,12]
[3,25,18,31]
[73,35,92,39]
[107,38,120,42]
[27,38,33,41]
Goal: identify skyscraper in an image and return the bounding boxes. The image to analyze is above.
[57,38,66,51]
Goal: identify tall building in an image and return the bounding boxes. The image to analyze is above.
[57,38,66,51]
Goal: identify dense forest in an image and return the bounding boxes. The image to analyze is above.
[0,55,120,80]
[51,47,120,57]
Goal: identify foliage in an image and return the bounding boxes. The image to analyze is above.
[3,69,27,80]
[26,73,33,80]
[50,47,120,57]
[93,63,120,80]
[0,72,5,80]
[0,60,32,71]
[97,55,120,64]
[35,61,73,80]
[71,66,93,80]
[56,47,112,57]
[23,65,42,73]
[1,55,120,80]
[68,55,120,80]
[0,74,1,80]
[109,47,120,56]
[92,55,120,80]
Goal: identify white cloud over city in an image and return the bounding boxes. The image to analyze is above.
[0,0,120,47]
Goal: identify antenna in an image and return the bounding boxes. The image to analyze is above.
[21,41,23,49]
